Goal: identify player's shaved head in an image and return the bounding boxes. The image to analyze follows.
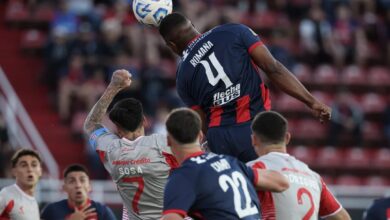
[166,108,201,145]
[252,111,288,145]
[159,12,200,55]
[109,98,143,132]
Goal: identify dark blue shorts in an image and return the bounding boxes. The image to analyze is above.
[206,122,257,163]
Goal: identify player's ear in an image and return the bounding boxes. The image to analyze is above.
[198,131,204,144]
[167,41,179,54]
[285,132,291,145]
[251,134,260,148]
[142,115,150,129]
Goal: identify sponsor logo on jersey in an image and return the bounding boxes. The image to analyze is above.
[112,158,151,165]
[213,84,241,106]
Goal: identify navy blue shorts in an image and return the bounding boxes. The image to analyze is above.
[206,122,257,163]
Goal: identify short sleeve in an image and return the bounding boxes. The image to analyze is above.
[237,24,263,54]
[102,205,117,220]
[319,178,342,218]
[89,127,118,152]
[236,159,257,185]
[40,204,53,220]
[247,160,267,186]
[163,171,197,217]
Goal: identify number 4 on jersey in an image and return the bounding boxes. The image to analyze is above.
[200,52,233,88]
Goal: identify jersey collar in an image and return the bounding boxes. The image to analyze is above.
[68,198,91,210]
[14,184,36,201]
[183,151,204,162]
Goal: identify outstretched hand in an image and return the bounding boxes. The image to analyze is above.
[309,101,332,123]
[110,69,132,89]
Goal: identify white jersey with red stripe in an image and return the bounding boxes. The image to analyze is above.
[89,128,178,220]
[0,184,40,220]
[247,152,342,220]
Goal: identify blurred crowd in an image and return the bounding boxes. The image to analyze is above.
[1,0,389,178]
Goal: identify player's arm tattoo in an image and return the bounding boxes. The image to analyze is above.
[84,85,121,135]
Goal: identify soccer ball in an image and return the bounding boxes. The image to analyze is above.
[132,0,173,27]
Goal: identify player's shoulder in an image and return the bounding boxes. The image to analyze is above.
[0,184,18,197]
[370,197,390,208]
[43,199,67,210]
[133,133,167,148]
[212,23,251,34]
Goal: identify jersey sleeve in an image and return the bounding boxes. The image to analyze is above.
[40,204,54,220]
[153,134,179,170]
[319,178,342,218]
[236,158,258,185]
[247,160,267,186]
[363,200,382,220]
[237,24,263,54]
[0,190,13,217]
[102,205,117,220]
[163,170,197,217]
[89,127,118,156]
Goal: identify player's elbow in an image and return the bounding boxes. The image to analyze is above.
[257,170,289,192]
[272,171,289,192]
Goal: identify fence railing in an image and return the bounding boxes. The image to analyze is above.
[0,67,59,178]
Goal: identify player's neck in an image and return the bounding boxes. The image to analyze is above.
[175,145,203,164]
[68,198,88,209]
[263,145,287,155]
[124,128,144,141]
[16,182,35,197]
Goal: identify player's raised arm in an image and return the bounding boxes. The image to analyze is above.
[83,69,132,135]
[250,45,331,123]
[254,169,289,192]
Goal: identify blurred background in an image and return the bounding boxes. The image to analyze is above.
[0,0,389,219]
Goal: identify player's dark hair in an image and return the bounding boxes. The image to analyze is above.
[166,108,201,144]
[63,164,89,178]
[251,111,288,144]
[109,98,143,132]
[11,148,42,168]
[159,12,189,40]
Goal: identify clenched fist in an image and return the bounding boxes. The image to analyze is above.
[110,69,132,89]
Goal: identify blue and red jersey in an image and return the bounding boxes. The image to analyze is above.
[41,199,116,220]
[176,23,271,128]
[163,152,261,219]
[364,197,390,220]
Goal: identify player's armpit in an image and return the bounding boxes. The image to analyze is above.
[324,208,351,220]
[161,213,184,220]
[254,169,289,192]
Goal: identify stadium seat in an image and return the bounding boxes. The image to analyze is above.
[320,175,335,185]
[341,65,366,86]
[360,93,387,114]
[372,148,390,169]
[5,0,29,24]
[313,65,339,86]
[368,66,390,86]
[362,122,382,141]
[20,29,46,51]
[274,93,306,112]
[316,146,343,168]
[294,119,327,140]
[335,175,363,186]
[292,63,312,84]
[32,5,54,24]
[310,91,333,106]
[344,147,371,168]
[364,176,389,186]
[289,145,316,166]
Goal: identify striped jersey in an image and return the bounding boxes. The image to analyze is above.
[0,184,40,220]
[89,128,178,220]
[177,23,271,128]
[247,152,342,220]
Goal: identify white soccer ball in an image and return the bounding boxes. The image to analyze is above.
[132,0,173,27]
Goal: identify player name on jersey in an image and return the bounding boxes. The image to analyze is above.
[189,41,214,67]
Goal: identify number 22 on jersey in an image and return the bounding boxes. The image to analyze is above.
[219,171,259,218]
